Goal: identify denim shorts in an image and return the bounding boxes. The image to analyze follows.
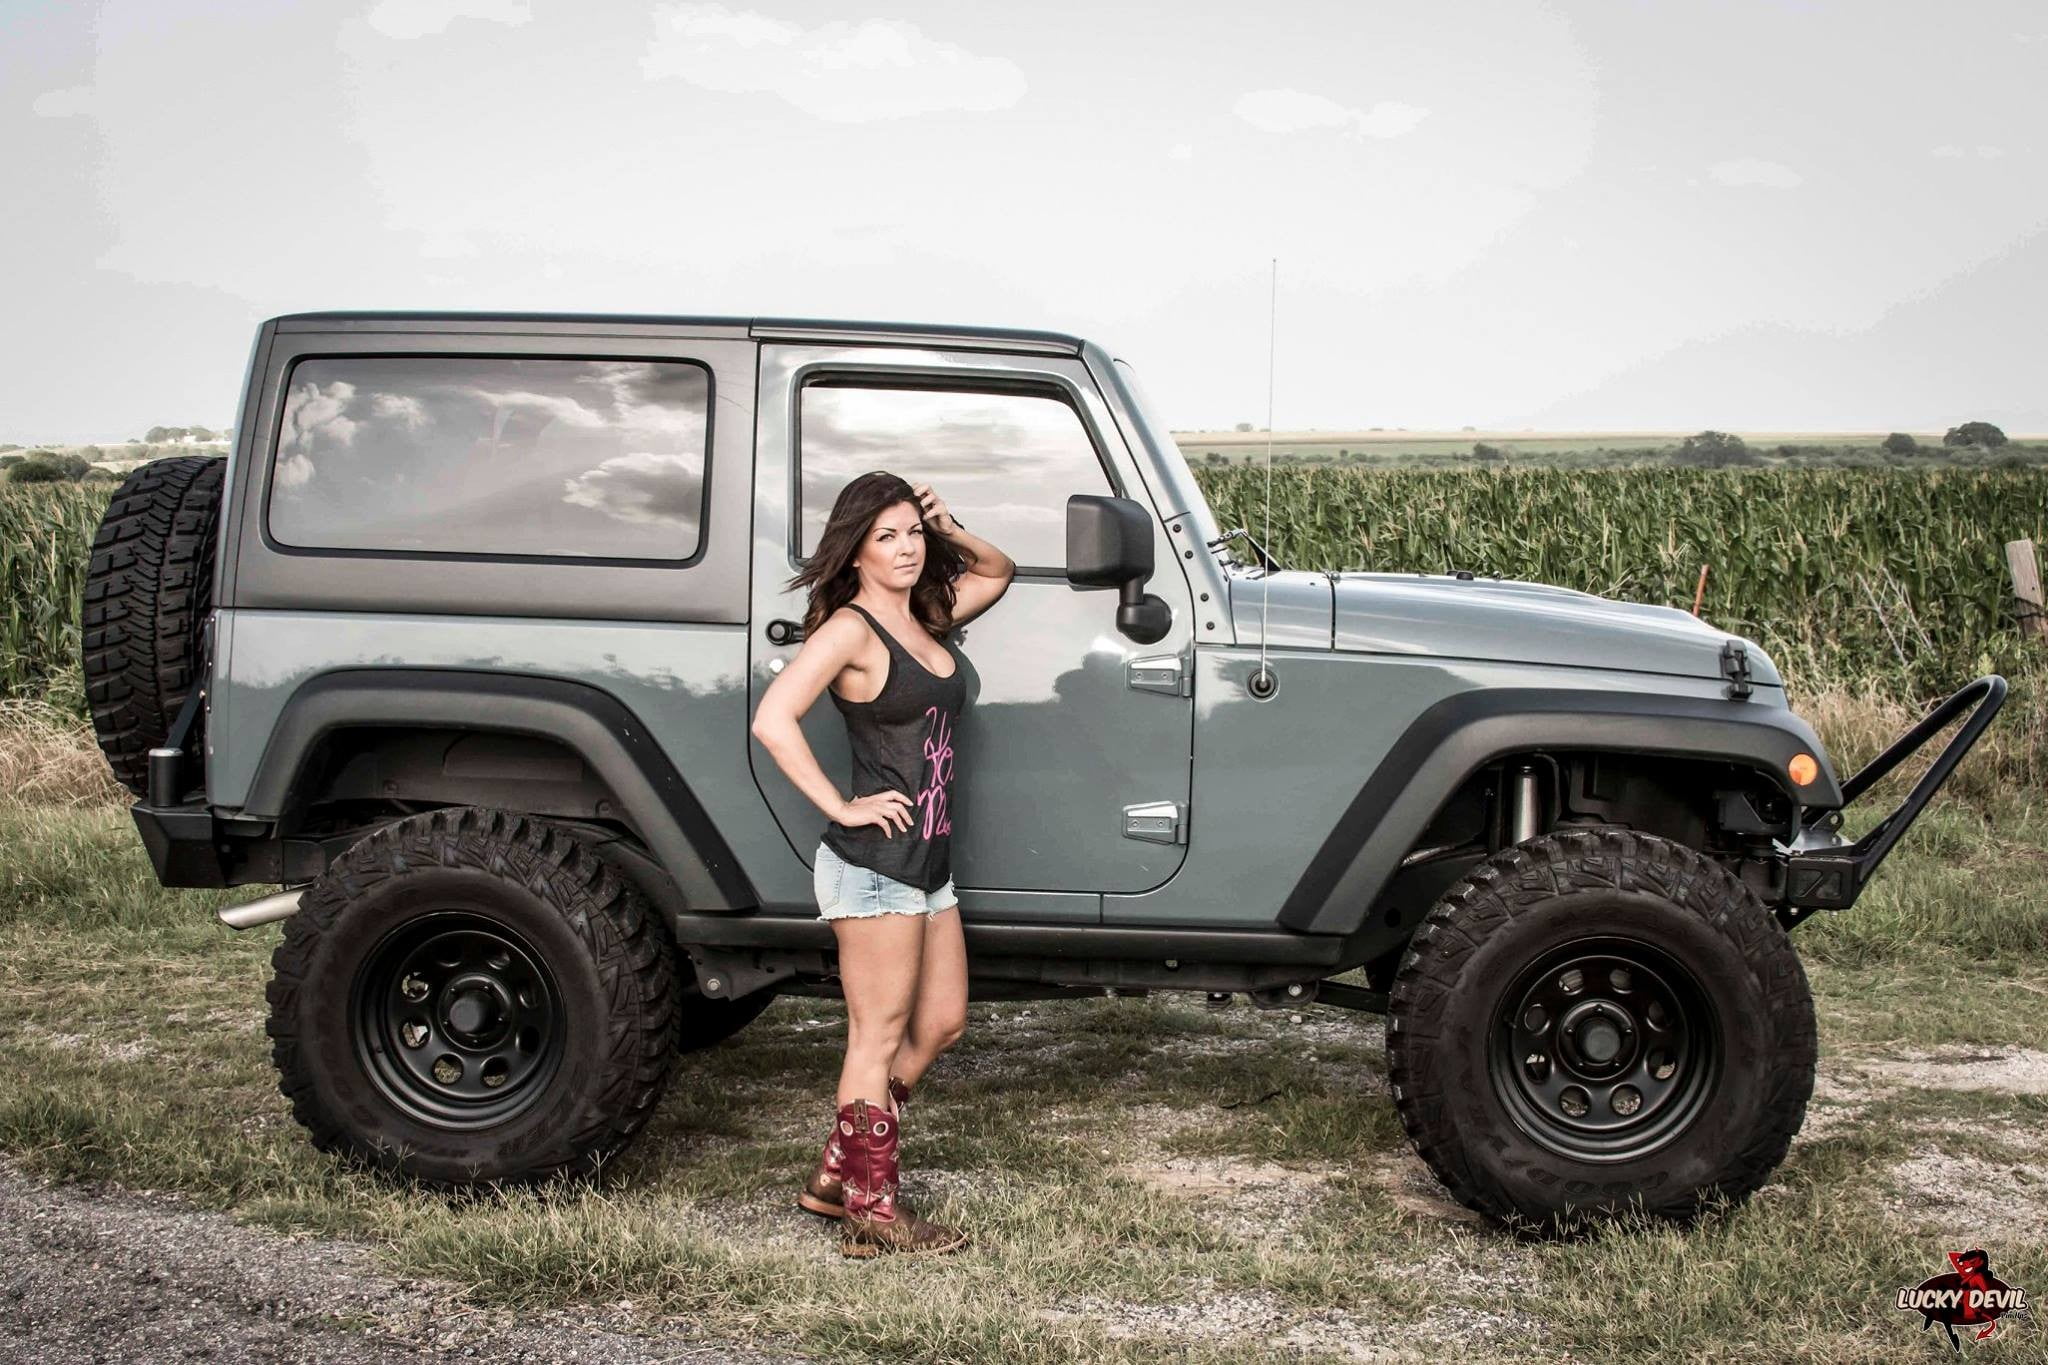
[814,839,958,920]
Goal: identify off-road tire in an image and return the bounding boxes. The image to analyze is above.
[81,454,226,796]
[1386,829,1815,1227]
[266,806,679,1185]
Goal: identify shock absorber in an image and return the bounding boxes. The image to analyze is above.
[1508,763,1543,845]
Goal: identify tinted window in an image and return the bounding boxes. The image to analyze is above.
[269,356,710,559]
[797,380,1110,568]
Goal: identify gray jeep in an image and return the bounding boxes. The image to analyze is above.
[94,311,2004,1225]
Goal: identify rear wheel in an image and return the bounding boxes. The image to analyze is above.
[266,806,679,1185]
[1386,829,1814,1227]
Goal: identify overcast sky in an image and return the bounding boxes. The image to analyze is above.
[6,0,2044,443]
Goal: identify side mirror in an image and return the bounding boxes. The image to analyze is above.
[1066,494,1171,644]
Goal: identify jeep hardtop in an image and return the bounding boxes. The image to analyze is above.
[91,310,2005,1226]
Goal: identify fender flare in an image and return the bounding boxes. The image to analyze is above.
[1276,687,1842,935]
[242,667,756,911]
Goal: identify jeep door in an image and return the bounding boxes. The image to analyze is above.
[747,338,1196,922]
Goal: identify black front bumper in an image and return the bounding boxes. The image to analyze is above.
[1781,674,2008,917]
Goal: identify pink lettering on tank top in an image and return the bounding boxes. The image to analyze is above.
[917,706,954,839]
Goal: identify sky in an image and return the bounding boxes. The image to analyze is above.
[5,0,2044,444]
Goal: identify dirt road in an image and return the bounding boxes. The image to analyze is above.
[0,1162,804,1364]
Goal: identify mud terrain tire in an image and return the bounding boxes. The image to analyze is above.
[266,807,679,1185]
[1386,829,1815,1227]
[82,455,226,795]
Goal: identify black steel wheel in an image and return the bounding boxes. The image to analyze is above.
[267,807,679,1186]
[352,914,565,1128]
[1488,938,1718,1163]
[1387,829,1815,1228]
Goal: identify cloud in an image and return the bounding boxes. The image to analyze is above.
[1933,144,2005,159]
[642,4,1027,122]
[1167,143,1194,161]
[1233,89,1429,140]
[31,87,96,118]
[1708,157,1803,189]
[365,0,532,40]
[560,451,704,527]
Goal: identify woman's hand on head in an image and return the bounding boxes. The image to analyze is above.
[837,790,916,838]
[913,482,959,536]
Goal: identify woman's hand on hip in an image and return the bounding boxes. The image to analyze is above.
[837,790,915,837]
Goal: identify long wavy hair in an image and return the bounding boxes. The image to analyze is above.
[783,471,979,640]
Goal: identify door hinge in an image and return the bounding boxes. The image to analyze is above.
[1123,800,1187,844]
[1128,642,1192,697]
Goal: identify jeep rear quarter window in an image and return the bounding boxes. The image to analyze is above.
[267,355,711,560]
[795,378,1112,571]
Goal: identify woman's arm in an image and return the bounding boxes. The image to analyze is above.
[749,614,915,836]
[914,482,1014,625]
[915,481,1014,579]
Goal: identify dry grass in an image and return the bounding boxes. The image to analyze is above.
[0,695,127,809]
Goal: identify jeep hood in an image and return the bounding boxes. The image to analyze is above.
[1226,570,1781,686]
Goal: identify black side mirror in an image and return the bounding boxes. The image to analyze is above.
[1066,494,1171,644]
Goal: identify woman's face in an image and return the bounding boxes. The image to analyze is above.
[852,498,926,592]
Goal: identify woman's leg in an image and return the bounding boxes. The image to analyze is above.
[890,906,967,1089]
[831,912,928,1108]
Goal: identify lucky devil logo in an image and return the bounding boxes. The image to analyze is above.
[1896,1249,2028,1352]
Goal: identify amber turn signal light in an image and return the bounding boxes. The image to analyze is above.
[1787,753,1819,787]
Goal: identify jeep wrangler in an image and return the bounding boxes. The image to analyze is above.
[93,311,2004,1225]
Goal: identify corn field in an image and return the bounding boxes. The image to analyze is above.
[1199,465,2045,693]
[5,468,2046,713]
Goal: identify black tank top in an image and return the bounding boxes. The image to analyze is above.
[819,602,968,892]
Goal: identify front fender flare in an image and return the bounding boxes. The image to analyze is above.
[1276,687,1841,936]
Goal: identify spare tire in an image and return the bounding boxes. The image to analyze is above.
[82,455,227,796]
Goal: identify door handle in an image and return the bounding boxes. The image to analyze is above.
[766,617,806,646]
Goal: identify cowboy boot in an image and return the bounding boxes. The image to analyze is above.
[799,1077,914,1219]
[838,1098,968,1258]
[799,1110,851,1218]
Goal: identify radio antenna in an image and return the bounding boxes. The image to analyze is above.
[1251,258,1278,698]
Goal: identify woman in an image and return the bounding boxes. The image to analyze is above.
[750,470,1015,1257]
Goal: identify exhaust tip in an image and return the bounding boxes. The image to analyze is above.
[216,885,306,931]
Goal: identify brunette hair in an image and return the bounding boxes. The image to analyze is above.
[782,471,978,639]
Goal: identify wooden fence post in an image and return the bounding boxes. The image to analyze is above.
[2008,538,2047,643]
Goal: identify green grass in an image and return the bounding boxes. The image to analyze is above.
[3,787,2045,1363]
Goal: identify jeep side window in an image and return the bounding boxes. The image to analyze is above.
[268,355,711,560]
[795,379,1112,572]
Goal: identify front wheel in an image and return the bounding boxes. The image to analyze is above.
[1386,829,1815,1227]
[266,807,679,1185]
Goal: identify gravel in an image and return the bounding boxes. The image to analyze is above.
[0,1161,806,1365]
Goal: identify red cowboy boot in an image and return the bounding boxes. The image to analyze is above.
[838,1098,968,1258]
[798,1076,913,1219]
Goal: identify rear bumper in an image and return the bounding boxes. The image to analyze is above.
[130,799,332,889]
[1781,675,2007,915]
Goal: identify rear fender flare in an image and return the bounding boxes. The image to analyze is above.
[241,668,755,910]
